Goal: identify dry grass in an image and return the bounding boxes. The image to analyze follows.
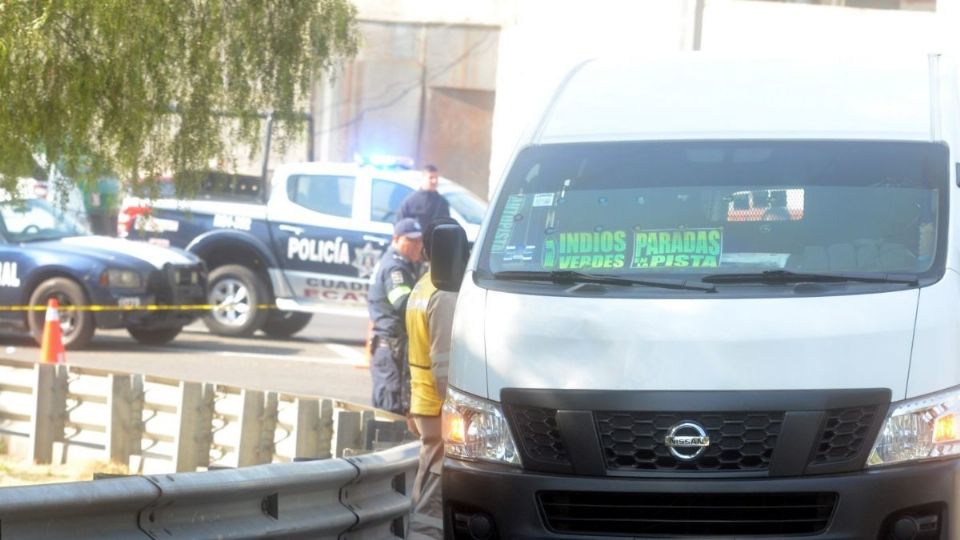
[0,456,129,487]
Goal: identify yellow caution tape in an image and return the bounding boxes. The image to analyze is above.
[0,304,276,312]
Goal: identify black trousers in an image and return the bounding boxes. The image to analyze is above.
[370,336,409,414]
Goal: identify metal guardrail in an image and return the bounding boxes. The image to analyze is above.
[0,441,420,539]
[0,357,409,473]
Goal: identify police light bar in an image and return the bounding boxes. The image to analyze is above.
[354,153,415,170]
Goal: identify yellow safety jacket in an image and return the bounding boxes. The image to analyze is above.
[405,271,456,416]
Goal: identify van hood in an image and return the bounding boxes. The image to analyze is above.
[483,288,919,400]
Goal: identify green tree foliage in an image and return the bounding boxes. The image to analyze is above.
[0,0,359,198]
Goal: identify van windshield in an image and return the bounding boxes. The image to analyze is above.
[478,141,948,287]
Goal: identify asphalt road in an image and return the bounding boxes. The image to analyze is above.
[0,314,374,406]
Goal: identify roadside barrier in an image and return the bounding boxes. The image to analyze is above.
[0,441,420,539]
[0,356,425,538]
[0,357,410,471]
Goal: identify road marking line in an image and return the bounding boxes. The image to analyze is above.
[325,343,366,362]
[214,351,366,367]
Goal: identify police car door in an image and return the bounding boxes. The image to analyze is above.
[0,209,32,325]
[365,176,414,238]
[267,167,383,312]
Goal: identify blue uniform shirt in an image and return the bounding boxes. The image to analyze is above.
[368,246,420,338]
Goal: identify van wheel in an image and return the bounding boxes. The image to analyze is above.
[127,326,182,345]
[203,265,269,337]
[261,311,313,339]
[27,278,96,350]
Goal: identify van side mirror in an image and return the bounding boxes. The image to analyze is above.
[430,224,469,292]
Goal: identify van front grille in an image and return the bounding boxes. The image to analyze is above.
[596,411,783,472]
[506,405,570,466]
[811,405,879,465]
[538,491,837,536]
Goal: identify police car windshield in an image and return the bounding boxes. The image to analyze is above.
[478,141,948,286]
[0,198,89,242]
[444,188,486,225]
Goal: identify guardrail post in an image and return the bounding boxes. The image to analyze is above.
[238,390,278,466]
[29,363,67,464]
[294,398,334,460]
[318,399,334,458]
[261,391,279,463]
[107,373,142,465]
[174,381,214,472]
[334,410,361,458]
[359,409,375,451]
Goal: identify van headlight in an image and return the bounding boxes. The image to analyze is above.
[868,385,960,467]
[442,386,520,466]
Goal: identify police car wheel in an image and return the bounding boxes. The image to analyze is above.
[261,311,313,338]
[127,326,182,345]
[203,265,269,337]
[27,277,96,350]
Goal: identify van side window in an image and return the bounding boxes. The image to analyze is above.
[370,178,413,222]
[287,175,355,218]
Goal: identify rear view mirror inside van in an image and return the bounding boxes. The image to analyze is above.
[430,223,469,292]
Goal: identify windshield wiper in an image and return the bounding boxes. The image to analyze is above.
[492,270,717,292]
[700,270,918,286]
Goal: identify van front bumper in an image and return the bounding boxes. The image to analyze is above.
[443,456,959,540]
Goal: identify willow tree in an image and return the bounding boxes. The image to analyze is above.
[0,0,359,198]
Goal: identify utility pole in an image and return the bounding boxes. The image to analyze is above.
[415,23,429,167]
[693,0,705,51]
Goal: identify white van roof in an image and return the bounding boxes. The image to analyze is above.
[534,54,939,144]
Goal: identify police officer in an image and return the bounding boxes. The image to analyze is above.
[368,218,424,414]
[396,164,450,233]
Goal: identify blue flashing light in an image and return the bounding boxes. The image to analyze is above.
[354,153,415,170]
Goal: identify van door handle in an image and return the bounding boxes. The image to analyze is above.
[279,225,304,235]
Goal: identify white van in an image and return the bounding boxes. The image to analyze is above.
[430,54,960,539]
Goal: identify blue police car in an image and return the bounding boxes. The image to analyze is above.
[0,198,207,349]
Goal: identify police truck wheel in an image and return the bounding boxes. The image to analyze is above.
[261,311,313,338]
[127,326,182,345]
[203,265,269,337]
[27,278,96,350]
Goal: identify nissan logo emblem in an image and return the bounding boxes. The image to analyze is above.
[665,422,710,460]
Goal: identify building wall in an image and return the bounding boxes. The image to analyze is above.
[312,11,501,196]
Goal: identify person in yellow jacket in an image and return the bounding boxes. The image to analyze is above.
[405,217,459,523]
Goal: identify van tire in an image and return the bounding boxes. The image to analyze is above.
[261,311,313,338]
[203,265,269,337]
[27,278,97,350]
[127,326,183,345]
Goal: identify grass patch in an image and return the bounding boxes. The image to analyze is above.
[0,456,130,487]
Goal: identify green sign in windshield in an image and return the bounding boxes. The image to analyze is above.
[543,230,628,270]
[539,228,723,270]
[632,228,722,268]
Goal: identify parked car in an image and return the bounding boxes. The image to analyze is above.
[119,161,487,338]
[0,197,207,349]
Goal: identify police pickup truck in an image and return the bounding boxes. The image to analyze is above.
[120,161,485,338]
[0,197,207,349]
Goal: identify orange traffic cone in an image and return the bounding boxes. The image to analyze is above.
[39,298,66,364]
